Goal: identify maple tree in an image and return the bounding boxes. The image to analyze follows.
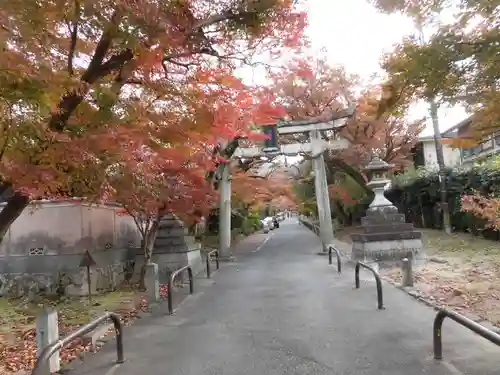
[460,193,500,230]
[338,87,424,171]
[268,57,422,200]
[231,158,297,211]
[104,77,295,287]
[0,0,307,242]
[110,141,215,288]
[372,0,500,140]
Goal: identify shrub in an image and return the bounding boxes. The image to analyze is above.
[386,157,500,239]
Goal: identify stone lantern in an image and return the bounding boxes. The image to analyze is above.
[350,155,423,267]
[364,155,396,213]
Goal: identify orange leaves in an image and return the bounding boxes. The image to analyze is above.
[328,185,360,206]
[266,56,349,121]
[440,137,478,149]
[339,89,423,169]
[461,194,500,230]
[0,0,310,227]
[231,164,296,208]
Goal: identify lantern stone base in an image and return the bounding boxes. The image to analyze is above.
[351,207,424,268]
[132,215,204,284]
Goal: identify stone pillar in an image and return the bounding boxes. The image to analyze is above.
[218,163,233,260]
[36,309,60,375]
[351,155,423,267]
[145,263,160,302]
[402,257,414,287]
[310,130,334,251]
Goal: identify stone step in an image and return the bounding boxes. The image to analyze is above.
[156,227,187,235]
[361,214,406,226]
[361,223,416,234]
[154,238,186,247]
[351,231,422,242]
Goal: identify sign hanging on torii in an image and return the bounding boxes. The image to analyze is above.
[261,124,279,152]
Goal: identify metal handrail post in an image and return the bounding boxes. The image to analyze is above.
[168,265,194,315]
[328,245,341,273]
[31,312,124,375]
[355,261,384,310]
[433,308,500,360]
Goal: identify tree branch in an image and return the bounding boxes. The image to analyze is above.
[49,10,125,131]
[49,48,134,131]
[67,0,80,76]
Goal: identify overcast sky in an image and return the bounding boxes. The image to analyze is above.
[238,0,469,138]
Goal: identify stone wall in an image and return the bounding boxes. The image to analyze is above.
[0,207,204,298]
[0,200,141,256]
[0,200,143,299]
[0,248,135,299]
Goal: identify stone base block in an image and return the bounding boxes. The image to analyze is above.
[133,248,203,283]
[352,238,424,268]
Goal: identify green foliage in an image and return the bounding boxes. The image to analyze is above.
[374,0,500,135]
[387,158,500,238]
[242,213,263,235]
[391,166,436,188]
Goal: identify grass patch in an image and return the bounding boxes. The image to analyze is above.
[0,287,146,374]
[422,229,500,259]
[0,289,140,337]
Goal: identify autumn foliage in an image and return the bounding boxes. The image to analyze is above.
[339,87,424,170]
[0,0,308,236]
[268,56,422,182]
[461,194,500,230]
[375,0,500,142]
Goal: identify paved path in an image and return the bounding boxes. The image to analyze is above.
[68,220,500,375]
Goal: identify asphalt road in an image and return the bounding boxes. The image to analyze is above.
[68,219,500,375]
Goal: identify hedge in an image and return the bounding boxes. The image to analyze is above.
[386,161,500,240]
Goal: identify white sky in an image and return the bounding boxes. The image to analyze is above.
[238,0,469,138]
[305,0,468,137]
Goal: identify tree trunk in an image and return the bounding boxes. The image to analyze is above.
[138,223,159,291]
[333,200,350,225]
[326,157,374,198]
[0,193,30,242]
[429,99,452,234]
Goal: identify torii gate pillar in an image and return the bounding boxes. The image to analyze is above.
[309,131,335,250]
[218,163,233,260]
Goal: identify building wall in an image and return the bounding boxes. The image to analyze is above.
[460,134,500,165]
[421,140,462,168]
[0,201,141,256]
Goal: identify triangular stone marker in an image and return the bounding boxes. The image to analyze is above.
[79,249,97,267]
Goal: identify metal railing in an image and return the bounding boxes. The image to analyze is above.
[328,245,342,273]
[298,218,319,235]
[354,262,384,310]
[433,308,500,360]
[31,312,124,375]
[168,265,194,315]
[206,249,219,278]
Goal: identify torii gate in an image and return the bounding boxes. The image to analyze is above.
[215,105,356,259]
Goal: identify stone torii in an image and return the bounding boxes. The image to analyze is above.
[214,103,356,259]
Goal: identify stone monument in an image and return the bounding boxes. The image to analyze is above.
[351,155,423,267]
[133,215,203,282]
